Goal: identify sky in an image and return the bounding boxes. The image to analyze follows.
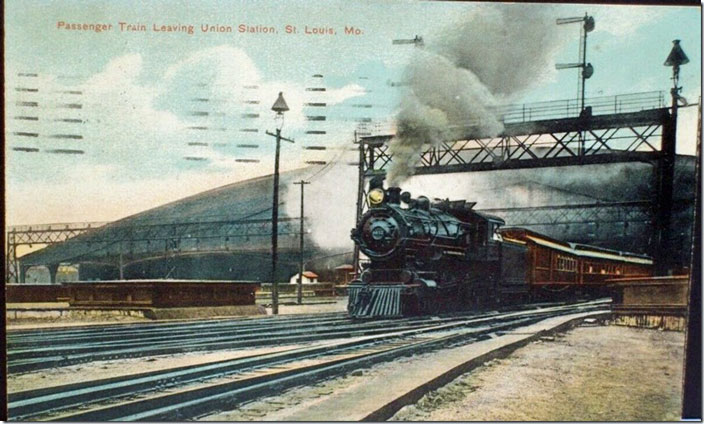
[4,0,702,226]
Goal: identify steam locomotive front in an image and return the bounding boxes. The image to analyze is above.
[348,182,471,318]
[349,187,412,318]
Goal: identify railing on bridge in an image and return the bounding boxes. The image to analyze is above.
[496,91,666,124]
[356,91,667,137]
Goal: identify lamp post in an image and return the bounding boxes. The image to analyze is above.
[655,40,689,276]
[266,92,294,314]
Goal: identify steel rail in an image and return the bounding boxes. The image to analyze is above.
[6,313,490,372]
[9,300,607,420]
[7,316,441,360]
[7,311,346,340]
[46,304,605,421]
[7,311,485,359]
[10,309,525,365]
[7,314,354,350]
[7,301,583,372]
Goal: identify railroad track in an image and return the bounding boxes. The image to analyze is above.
[8,299,609,421]
[7,312,348,348]
[8,310,502,373]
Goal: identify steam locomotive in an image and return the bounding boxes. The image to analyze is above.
[348,178,653,318]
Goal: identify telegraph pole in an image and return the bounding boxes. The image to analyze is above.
[352,131,364,276]
[293,180,310,304]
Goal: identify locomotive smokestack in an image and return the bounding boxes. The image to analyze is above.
[387,187,402,204]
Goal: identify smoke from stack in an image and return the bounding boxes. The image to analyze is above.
[387,4,564,185]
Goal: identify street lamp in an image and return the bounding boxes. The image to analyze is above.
[266,92,294,315]
[664,39,689,109]
[655,40,689,276]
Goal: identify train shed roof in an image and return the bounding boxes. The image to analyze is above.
[20,168,313,267]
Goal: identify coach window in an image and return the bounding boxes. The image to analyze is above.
[490,222,502,241]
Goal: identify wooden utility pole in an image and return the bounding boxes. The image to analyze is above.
[293,180,310,304]
[265,128,294,314]
[352,131,364,277]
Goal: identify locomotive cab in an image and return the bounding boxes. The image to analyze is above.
[467,213,504,261]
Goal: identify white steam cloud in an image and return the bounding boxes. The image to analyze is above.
[284,159,359,252]
[387,4,565,185]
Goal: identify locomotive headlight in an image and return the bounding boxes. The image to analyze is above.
[368,188,385,206]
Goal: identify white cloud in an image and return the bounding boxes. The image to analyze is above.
[160,45,365,133]
[327,84,366,104]
[162,45,262,97]
[78,53,183,165]
[6,46,368,224]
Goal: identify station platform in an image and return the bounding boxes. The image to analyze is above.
[5,297,348,329]
[6,302,265,326]
[608,275,689,330]
[267,311,608,421]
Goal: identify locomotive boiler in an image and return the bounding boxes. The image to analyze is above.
[348,179,653,318]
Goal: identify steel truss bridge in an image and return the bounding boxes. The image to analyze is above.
[6,217,301,284]
[353,91,682,274]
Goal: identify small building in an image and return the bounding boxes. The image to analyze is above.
[289,271,319,284]
[334,264,355,285]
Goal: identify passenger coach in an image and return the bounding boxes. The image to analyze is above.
[499,227,653,294]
